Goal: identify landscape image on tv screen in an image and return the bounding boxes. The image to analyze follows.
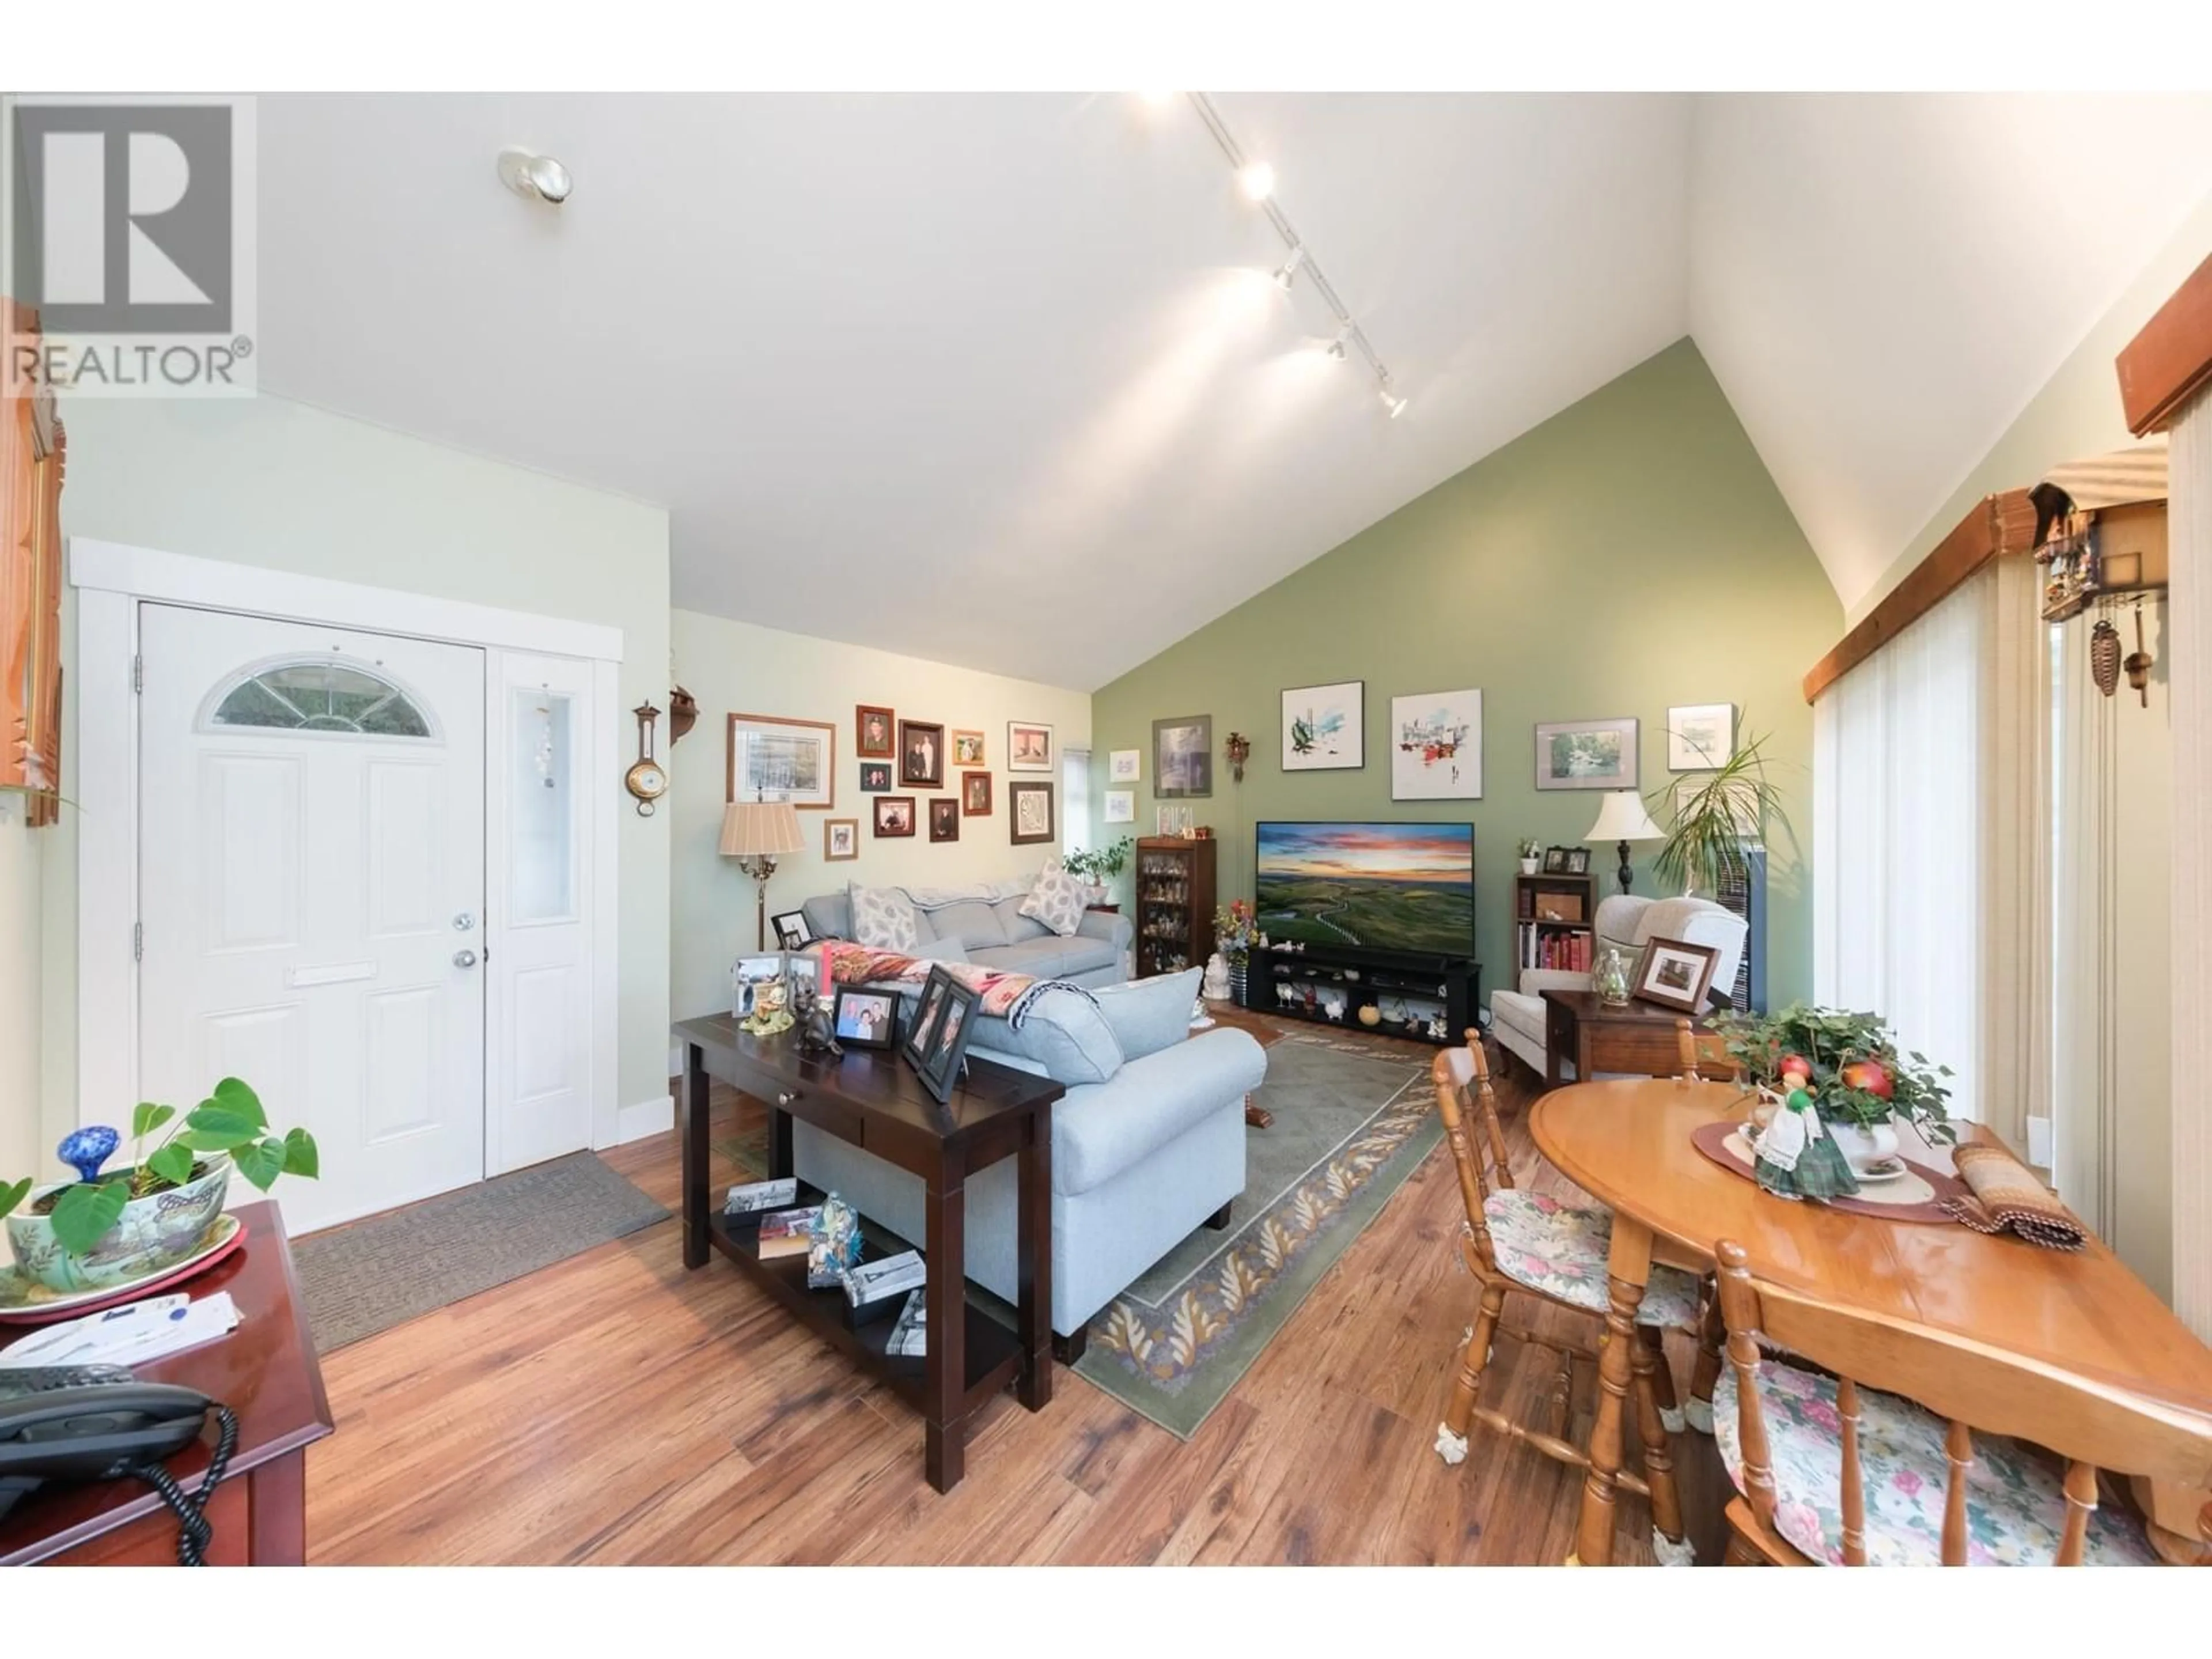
[1253,821,1475,956]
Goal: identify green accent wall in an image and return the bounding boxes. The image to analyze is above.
[1088,338,1840,1010]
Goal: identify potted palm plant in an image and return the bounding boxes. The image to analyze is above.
[1649,730,1789,897]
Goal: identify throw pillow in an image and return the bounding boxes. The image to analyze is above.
[1020,862,1088,938]
[846,882,919,953]
[966,987,1124,1085]
[1092,967,1204,1062]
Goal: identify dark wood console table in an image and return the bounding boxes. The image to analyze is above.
[0,1200,333,1565]
[1541,988,1714,1088]
[675,1013,1061,1494]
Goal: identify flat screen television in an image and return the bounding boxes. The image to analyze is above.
[1253,821,1475,957]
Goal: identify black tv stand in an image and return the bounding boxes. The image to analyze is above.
[1243,941,1480,1046]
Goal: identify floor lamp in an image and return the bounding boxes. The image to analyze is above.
[721,797,807,950]
[1585,789,1664,895]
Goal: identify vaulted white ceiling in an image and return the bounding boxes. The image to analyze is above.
[251,93,2212,688]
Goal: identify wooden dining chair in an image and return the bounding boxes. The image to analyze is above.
[1712,1237,2212,1565]
[1430,1032,1703,1563]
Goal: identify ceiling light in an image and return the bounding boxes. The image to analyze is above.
[1325,325,1352,359]
[1272,246,1307,291]
[1380,387,1408,419]
[1238,161,1275,202]
[497,147,572,206]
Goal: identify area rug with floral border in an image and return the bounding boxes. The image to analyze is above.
[1073,1029,1434,1439]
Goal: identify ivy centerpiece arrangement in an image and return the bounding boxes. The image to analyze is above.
[2,1078,319,1293]
[1710,1004,1955,1168]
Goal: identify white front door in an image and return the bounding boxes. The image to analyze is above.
[138,604,486,1235]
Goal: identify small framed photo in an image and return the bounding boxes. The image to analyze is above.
[824,817,859,861]
[903,967,953,1071]
[733,955,790,1021]
[1541,846,1569,874]
[1563,846,1592,876]
[910,967,981,1105]
[961,770,992,815]
[929,797,960,842]
[859,761,892,793]
[1007,721,1055,773]
[1153,714,1211,798]
[856,704,896,760]
[899,720,945,788]
[874,796,916,837]
[832,987,900,1050]
[1282,680,1364,771]
[771,909,813,951]
[1104,788,1135,824]
[1109,748,1140,783]
[1009,780,1054,845]
[1535,717,1638,791]
[952,729,986,767]
[1633,936,1722,1015]
[1668,703,1736,772]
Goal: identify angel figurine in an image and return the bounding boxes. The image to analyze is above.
[1752,1080,1861,1202]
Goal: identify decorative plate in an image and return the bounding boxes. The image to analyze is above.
[0,1215,245,1324]
[1853,1157,1910,1184]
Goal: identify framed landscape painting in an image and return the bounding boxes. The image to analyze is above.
[1390,688,1482,800]
[726,713,836,808]
[1534,717,1638,791]
[1282,681,1363,771]
[1153,714,1211,798]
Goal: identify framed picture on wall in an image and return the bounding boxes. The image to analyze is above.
[1667,703,1736,771]
[1104,789,1135,824]
[1109,748,1140,782]
[859,761,892,792]
[1389,688,1482,800]
[1009,780,1055,844]
[929,798,960,842]
[1282,681,1364,771]
[962,770,992,815]
[1008,721,1055,773]
[824,818,859,861]
[899,720,945,788]
[727,713,836,808]
[874,796,916,837]
[855,704,895,759]
[952,729,986,767]
[1533,717,1638,791]
[1153,714,1211,798]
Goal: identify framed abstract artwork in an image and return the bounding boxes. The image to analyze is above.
[1389,688,1482,800]
[1282,681,1363,771]
[1009,780,1055,844]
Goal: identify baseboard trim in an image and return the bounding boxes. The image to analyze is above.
[616,1093,676,1144]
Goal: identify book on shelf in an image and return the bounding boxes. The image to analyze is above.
[885,1290,926,1358]
[757,1205,823,1240]
[758,1230,810,1260]
[842,1249,926,1308]
[1517,925,1592,974]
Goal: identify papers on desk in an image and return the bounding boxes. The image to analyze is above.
[0,1291,241,1370]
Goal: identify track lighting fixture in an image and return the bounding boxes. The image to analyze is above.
[1273,246,1307,291]
[1238,161,1276,202]
[497,147,572,206]
[1380,387,1408,419]
[1325,324,1351,359]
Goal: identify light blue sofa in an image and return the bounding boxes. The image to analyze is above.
[798,882,1132,988]
[792,968,1267,1351]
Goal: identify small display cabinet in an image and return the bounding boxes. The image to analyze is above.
[1514,872,1597,976]
[1135,836,1217,977]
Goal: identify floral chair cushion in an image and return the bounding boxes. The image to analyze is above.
[1479,1190,1703,1330]
[1713,1357,2158,1566]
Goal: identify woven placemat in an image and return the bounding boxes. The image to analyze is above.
[1691,1120,1969,1224]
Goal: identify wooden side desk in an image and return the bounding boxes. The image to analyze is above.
[1542,988,1711,1088]
[0,1200,333,1565]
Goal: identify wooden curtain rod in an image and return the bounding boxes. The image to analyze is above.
[1801,489,2037,704]
[2118,248,2212,437]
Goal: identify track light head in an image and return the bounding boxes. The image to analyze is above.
[1325,324,1352,360]
[1379,385,1407,418]
[497,147,572,206]
[1238,161,1276,202]
[1272,246,1307,291]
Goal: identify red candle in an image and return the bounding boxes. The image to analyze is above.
[819,946,833,999]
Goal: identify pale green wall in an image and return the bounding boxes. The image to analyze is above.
[1850,191,2212,626]
[38,392,673,1158]
[1089,338,1840,1009]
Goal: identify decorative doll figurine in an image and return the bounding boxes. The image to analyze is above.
[1753,1082,1861,1201]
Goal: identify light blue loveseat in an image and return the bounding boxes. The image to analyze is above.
[791,967,1267,1352]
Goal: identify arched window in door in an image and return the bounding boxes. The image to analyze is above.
[207,658,435,738]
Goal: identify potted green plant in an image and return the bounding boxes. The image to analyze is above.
[1649,731,1790,897]
[1,1078,319,1293]
[1710,1004,1955,1171]
[1517,837,1541,876]
[1062,836,1134,904]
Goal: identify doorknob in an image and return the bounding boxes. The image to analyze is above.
[453,949,479,969]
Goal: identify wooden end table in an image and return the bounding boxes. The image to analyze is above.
[675,1013,1060,1494]
[0,1200,334,1565]
[1541,988,1710,1089]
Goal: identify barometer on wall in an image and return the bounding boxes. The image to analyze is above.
[627,702,668,816]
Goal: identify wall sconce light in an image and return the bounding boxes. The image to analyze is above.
[1224,731,1251,783]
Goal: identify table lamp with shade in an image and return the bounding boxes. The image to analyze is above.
[721,796,806,950]
[1585,789,1665,896]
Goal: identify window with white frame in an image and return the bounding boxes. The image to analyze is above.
[1061,746,1092,861]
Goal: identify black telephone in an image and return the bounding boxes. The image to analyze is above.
[0,1365,233,1563]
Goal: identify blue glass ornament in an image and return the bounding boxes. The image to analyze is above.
[58,1125,121,1184]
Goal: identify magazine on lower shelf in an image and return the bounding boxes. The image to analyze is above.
[885,1290,926,1357]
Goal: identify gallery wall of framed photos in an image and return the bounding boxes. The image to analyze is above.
[1082,342,1842,1007]
[665,607,1091,1027]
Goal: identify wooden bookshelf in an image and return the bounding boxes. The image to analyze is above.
[1515,872,1597,976]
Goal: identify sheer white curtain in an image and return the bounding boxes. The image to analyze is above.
[1814,569,1995,1127]
[1061,747,1092,861]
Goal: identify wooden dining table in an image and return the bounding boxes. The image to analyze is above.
[1531,1077,2212,1566]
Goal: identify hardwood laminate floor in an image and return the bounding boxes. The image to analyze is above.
[303,1014,1728,1565]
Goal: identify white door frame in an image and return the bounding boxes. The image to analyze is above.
[69,537,627,1161]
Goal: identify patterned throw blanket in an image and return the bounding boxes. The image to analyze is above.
[819,943,1092,1028]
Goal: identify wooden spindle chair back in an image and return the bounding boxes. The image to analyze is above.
[1432,1033,1513,1278]
[1675,1018,1736,1084]
[1714,1238,2212,1565]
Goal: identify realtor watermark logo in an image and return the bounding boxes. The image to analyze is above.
[4,94,257,396]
